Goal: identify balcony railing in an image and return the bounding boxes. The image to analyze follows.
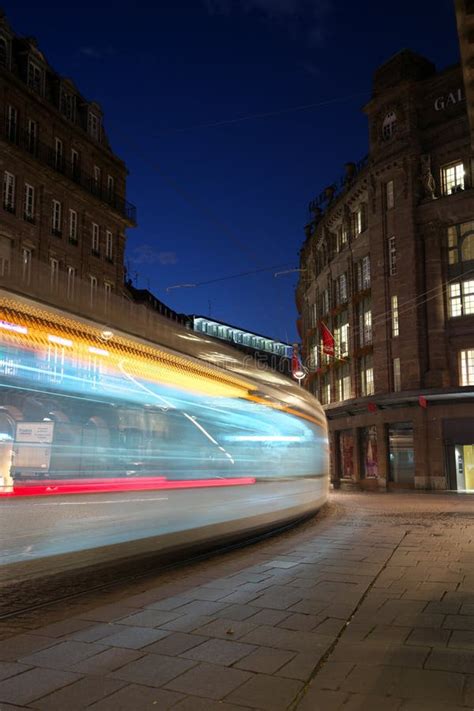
[2,124,137,225]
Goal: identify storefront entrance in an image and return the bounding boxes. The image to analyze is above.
[444,419,474,491]
[454,445,474,491]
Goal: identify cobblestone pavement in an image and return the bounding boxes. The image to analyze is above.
[0,491,474,710]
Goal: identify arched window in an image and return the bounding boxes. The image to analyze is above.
[382,111,397,140]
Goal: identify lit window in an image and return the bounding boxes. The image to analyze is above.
[460,349,474,386]
[69,209,78,243]
[106,230,113,260]
[321,289,329,316]
[442,162,465,195]
[388,236,397,276]
[3,172,15,212]
[336,273,348,305]
[356,256,371,291]
[358,298,372,346]
[321,373,331,405]
[393,357,401,392]
[448,222,474,265]
[336,363,351,401]
[449,280,474,317]
[88,111,100,140]
[353,206,364,236]
[334,311,349,358]
[92,223,100,254]
[386,180,394,210]
[382,111,397,140]
[22,247,32,284]
[52,200,62,235]
[24,183,35,222]
[391,295,399,337]
[360,354,374,396]
[28,61,43,94]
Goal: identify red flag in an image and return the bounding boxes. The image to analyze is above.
[367,402,377,413]
[418,395,427,409]
[320,321,335,357]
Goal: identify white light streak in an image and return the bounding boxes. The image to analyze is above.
[48,334,73,347]
[226,435,302,442]
[88,346,109,356]
[0,320,27,334]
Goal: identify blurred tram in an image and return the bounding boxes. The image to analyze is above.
[0,290,329,559]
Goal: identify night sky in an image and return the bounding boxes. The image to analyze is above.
[5,1,459,344]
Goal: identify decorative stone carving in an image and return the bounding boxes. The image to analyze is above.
[324,185,336,203]
[420,153,437,200]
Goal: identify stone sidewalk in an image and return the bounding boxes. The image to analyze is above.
[0,491,473,710]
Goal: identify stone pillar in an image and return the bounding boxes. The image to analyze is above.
[376,421,388,490]
[423,220,450,388]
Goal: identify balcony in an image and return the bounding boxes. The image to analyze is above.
[2,125,137,225]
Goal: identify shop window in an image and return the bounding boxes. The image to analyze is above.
[338,430,355,480]
[388,423,414,484]
[441,162,465,195]
[360,425,378,478]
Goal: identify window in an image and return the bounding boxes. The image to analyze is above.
[321,373,331,405]
[388,236,397,276]
[89,275,98,305]
[393,357,401,392]
[386,180,394,210]
[24,183,35,222]
[50,258,59,291]
[336,363,351,401]
[0,36,9,68]
[335,273,348,305]
[71,149,80,178]
[334,311,349,358]
[104,281,113,309]
[321,288,329,316]
[92,223,100,255]
[449,280,474,317]
[52,200,62,235]
[27,61,43,94]
[107,175,115,201]
[442,162,465,195]
[22,247,32,284]
[358,298,372,346]
[105,230,113,260]
[382,111,397,140]
[67,266,76,300]
[69,209,78,243]
[3,172,15,213]
[27,119,38,155]
[60,90,76,121]
[460,349,474,386]
[353,205,365,236]
[360,354,374,396]
[391,295,399,337]
[7,105,17,143]
[356,256,371,291]
[88,111,100,140]
[54,138,63,171]
[447,222,474,265]
[93,165,101,193]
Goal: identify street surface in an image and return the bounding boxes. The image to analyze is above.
[0,491,473,709]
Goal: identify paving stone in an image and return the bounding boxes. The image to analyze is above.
[30,619,94,639]
[213,604,260,621]
[226,672,302,710]
[160,614,217,633]
[426,647,474,674]
[278,612,323,631]
[398,668,466,705]
[147,594,194,610]
[193,617,258,640]
[33,675,126,709]
[245,609,290,626]
[0,662,31,683]
[239,624,333,653]
[93,625,169,649]
[19,640,108,670]
[0,668,80,705]
[88,683,183,710]
[110,652,196,687]
[296,687,348,710]
[69,623,121,643]
[78,604,138,622]
[400,702,468,711]
[182,638,256,666]
[406,627,451,647]
[310,661,355,691]
[339,693,403,710]
[142,632,208,656]
[276,650,328,681]
[444,614,474,631]
[164,661,252,699]
[68,647,143,675]
[168,600,229,617]
[172,696,250,710]
[448,630,474,649]
[0,635,57,662]
[365,625,410,643]
[115,609,181,627]
[234,646,295,674]
[330,642,429,668]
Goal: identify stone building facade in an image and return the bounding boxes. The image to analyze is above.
[296,42,474,491]
[0,11,136,312]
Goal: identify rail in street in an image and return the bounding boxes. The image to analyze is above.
[0,491,473,709]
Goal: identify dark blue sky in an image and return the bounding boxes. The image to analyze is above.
[6,0,459,343]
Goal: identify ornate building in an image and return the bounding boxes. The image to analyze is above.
[297,17,474,491]
[0,10,136,313]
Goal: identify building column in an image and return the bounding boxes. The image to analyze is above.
[376,421,388,490]
[423,220,450,388]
